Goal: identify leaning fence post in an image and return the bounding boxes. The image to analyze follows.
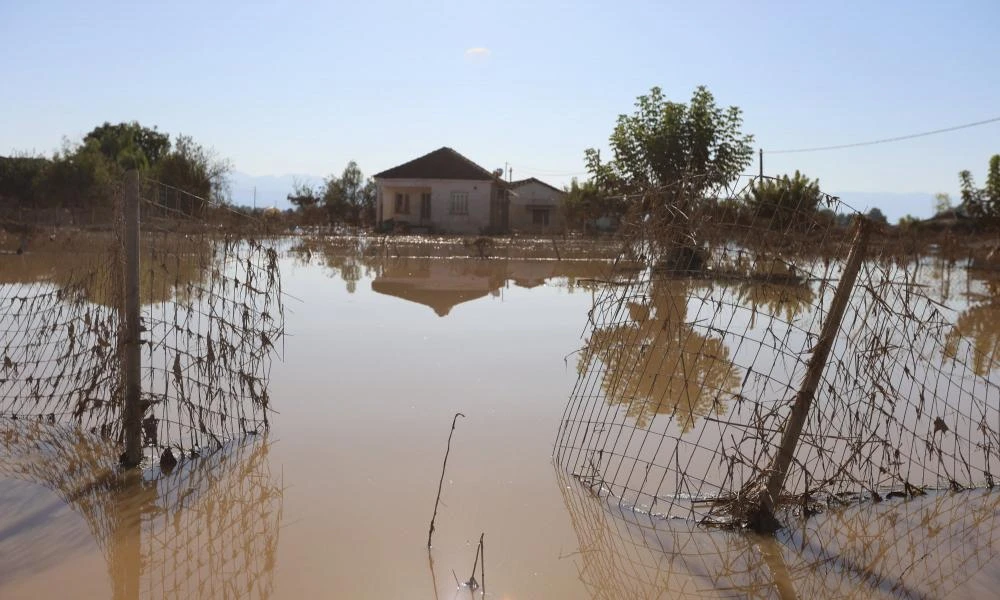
[749,218,871,532]
[122,170,143,468]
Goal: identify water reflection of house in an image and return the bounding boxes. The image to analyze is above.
[370,258,608,316]
[371,259,504,317]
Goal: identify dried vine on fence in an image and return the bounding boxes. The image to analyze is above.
[555,175,1000,528]
[0,173,284,465]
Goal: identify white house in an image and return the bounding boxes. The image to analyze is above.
[508,177,566,233]
[374,147,509,234]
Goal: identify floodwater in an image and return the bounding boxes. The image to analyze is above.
[1,235,999,599]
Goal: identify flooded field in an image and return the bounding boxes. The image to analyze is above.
[1,234,999,599]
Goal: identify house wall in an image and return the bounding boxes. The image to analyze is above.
[509,181,566,233]
[376,178,495,234]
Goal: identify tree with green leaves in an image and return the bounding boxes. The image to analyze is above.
[866,207,888,225]
[2,122,230,216]
[83,121,171,170]
[0,152,47,207]
[322,161,375,225]
[744,170,824,228]
[33,140,117,210]
[562,177,623,231]
[287,179,321,210]
[287,179,325,224]
[934,192,953,215]
[959,155,1000,221]
[585,86,754,203]
[153,134,232,210]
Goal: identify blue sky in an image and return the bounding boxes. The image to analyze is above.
[2,0,998,216]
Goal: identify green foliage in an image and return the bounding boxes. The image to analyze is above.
[562,177,622,231]
[898,214,921,229]
[0,122,229,216]
[287,179,320,210]
[934,192,953,215]
[744,171,823,228]
[34,141,117,209]
[987,155,1000,208]
[0,153,48,206]
[866,207,888,225]
[153,134,232,208]
[959,155,1000,221]
[585,86,754,201]
[319,160,375,225]
[83,121,171,170]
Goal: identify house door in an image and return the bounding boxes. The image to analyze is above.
[420,193,432,221]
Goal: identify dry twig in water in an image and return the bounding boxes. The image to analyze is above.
[427,412,465,548]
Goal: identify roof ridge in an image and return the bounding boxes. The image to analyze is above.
[373,147,501,182]
[509,176,565,194]
[440,147,495,179]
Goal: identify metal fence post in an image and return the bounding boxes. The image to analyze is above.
[750,218,871,532]
[122,170,143,468]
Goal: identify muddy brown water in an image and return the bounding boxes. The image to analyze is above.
[1,236,999,598]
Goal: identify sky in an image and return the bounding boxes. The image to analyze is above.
[2,0,998,217]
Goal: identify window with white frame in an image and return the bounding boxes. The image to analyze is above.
[449,192,469,215]
[394,193,410,214]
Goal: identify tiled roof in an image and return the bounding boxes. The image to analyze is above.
[509,177,565,194]
[374,147,499,181]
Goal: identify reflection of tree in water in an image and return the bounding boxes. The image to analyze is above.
[945,276,1000,376]
[0,419,282,599]
[1,231,280,452]
[734,279,816,325]
[288,238,379,294]
[580,279,740,431]
[0,231,212,308]
[324,253,372,294]
[557,467,1000,599]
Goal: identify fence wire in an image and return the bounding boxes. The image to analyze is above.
[0,173,284,464]
[554,175,1000,526]
[0,418,282,599]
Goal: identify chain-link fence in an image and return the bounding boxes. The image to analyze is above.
[555,175,999,529]
[0,171,284,468]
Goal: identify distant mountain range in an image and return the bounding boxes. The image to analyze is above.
[228,171,938,223]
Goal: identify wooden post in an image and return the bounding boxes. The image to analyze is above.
[122,170,143,468]
[750,218,870,532]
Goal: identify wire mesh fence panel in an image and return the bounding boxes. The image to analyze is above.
[554,175,1000,526]
[136,176,284,458]
[0,418,282,599]
[0,184,125,433]
[0,172,284,464]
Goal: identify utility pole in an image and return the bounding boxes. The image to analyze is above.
[253,186,257,210]
[759,148,764,179]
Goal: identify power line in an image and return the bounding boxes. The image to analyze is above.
[767,115,1000,154]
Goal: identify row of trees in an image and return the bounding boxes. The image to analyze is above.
[0,122,231,216]
[286,161,376,226]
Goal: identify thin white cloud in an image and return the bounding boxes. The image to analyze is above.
[464,47,491,61]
